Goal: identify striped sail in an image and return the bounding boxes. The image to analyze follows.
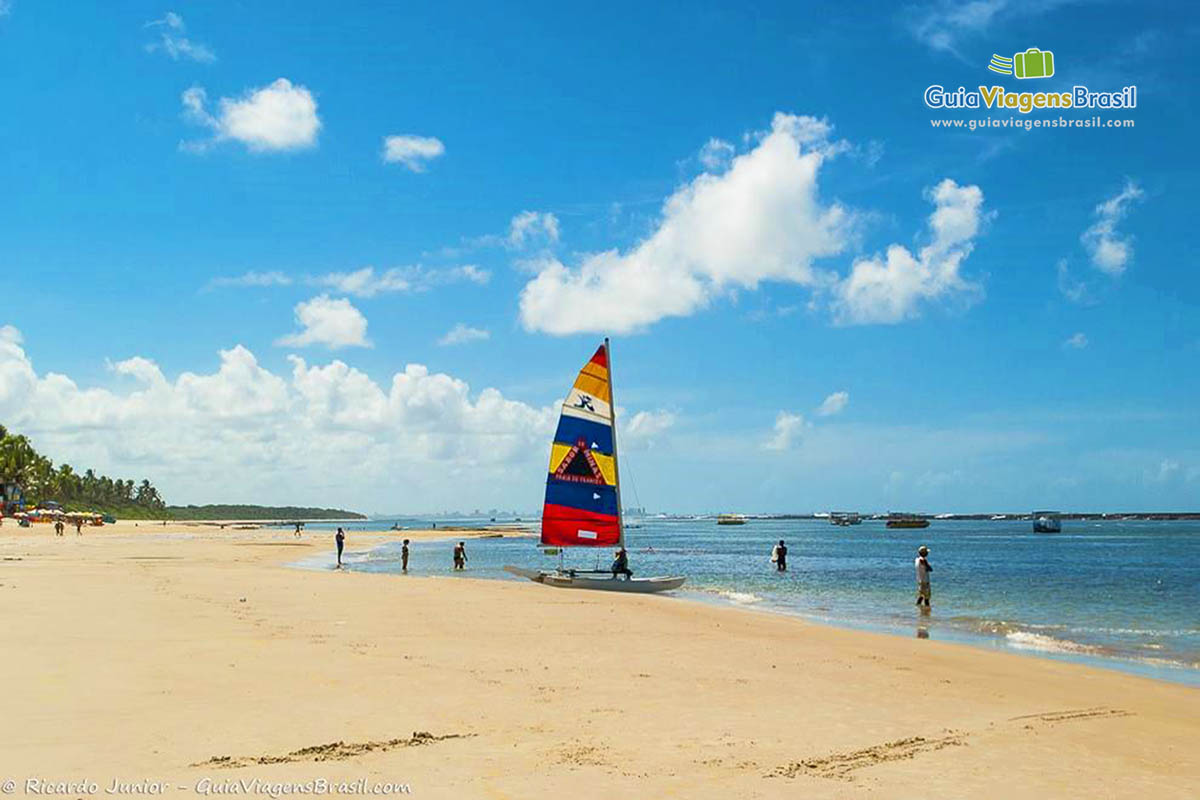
[541,342,622,547]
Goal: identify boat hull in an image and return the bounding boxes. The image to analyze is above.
[503,566,685,593]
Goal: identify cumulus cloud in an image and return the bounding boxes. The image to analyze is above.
[182,78,320,153]
[832,178,988,325]
[764,411,807,451]
[1063,332,1088,349]
[438,324,490,346]
[382,135,445,172]
[144,11,216,63]
[0,329,678,510]
[519,113,852,335]
[508,211,560,249]
[1081,180,1143,276]
[276,295,371,349]
[816,391,849,416]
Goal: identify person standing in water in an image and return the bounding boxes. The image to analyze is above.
[771,539,788,572]
[915,545,933,610]
[401,538,410,572]
[452,541,467,570]
[335,527,345,568]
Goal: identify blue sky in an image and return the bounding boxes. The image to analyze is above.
[1,0,1197,513]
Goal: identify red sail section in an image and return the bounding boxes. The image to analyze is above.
[541,503,621,547]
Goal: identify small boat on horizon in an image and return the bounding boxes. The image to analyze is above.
[830,511,862,526]
[1033,510,1062,533]
[503,340,685,594]
[886,513,930,529]
[717,513,747,525]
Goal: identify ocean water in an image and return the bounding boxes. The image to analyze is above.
[299,517,1200,686]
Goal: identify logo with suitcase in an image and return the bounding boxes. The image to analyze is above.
[988,48,1055,79]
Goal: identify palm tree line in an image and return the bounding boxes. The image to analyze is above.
[0,424,165,515]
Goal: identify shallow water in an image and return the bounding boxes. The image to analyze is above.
[298,517,1200,686]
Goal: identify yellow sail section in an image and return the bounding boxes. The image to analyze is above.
[548,442,616,485]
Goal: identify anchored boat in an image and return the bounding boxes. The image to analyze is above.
[503,339,685,594]
[1032,510,1062,533]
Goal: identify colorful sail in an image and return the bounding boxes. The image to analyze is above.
[541,343,622,547]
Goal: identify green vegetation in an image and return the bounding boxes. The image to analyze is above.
[165,505,366,521]
[0,424,166,517]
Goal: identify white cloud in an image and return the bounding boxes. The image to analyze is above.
[1063,332,1088,349]
[276,295,371,349]
[144,11,216,63]
[508,211,560,249]
[519,113,852,335]
[309,265,490,297]
[764,411,807,451]
[832,178,988,325]
[623,410,676,449]
[182,78,320,153]
[382,135,445,172]
[438,324,490,346]
[208,271,293,289]
[1081,180,1143,276]
[0,327,568,509]
[698,138,735,171]
[816,391,849,416]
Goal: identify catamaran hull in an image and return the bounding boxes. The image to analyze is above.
[503,566,684,593]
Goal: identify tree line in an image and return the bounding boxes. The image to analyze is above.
[0,424,165,517]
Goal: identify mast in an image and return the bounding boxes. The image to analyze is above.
[605,336,625,548]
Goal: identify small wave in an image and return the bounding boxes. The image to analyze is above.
[717,590,763,604]
[1005,631,1103,656]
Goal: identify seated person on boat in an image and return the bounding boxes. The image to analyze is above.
[611,547,633,579]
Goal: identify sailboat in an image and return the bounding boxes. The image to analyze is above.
[503,339,685,594]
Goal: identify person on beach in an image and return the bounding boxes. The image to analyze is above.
[401,539,410,572]
[452,541,467,570]
[611,547,633,580]
[74,519,83,536]
[915,545,933,610]
[294,522,302,538]
[335,527,345,568]
[771,539,788,572]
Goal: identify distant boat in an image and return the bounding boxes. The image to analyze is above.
[991,514,1007,521]
[503,340,684,594]
[886,513,930,529]
[1032,511,1062,533]
[717,514,747,526]
[829,511,862,526]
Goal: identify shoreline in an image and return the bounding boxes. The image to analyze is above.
[320,535,1200,688]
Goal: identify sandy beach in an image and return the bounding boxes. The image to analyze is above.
[1,522,1197,799]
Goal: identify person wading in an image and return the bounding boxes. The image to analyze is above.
[335,527,345,568]
[915,545,933,611]
[771,539,788,572]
